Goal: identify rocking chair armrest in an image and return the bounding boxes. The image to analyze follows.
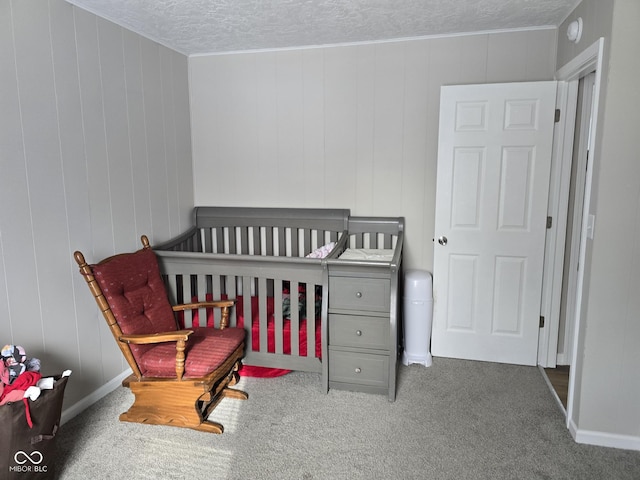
[119,329,194,345]
[119,330,193,381]
[171,299,236,312]
[172,300,237,329]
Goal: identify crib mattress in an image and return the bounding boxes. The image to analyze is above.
[339,248,395,262]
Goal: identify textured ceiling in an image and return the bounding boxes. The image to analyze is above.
[66,0,579,56]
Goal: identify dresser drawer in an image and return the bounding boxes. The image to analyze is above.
[329,277,390,312]
[329,314,389,350]
[329,350,389,388]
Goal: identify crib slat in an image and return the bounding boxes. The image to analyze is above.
[194,274,205,301]
[291,229,299,258]
[203,228,213,253]
[290,281,300,355]
[265,226,274,256]
[354,233,363,249]
[242,277,253,351]
[277,227,286,257]
[194,230,203,252]
[315,229,324,250]
[306,285,316,358]
[303,228,312,255]
[274,282,284,355]
[181,275,192,327]
[257,277,268,356]
[192,274,204,327]
[229,227,241,253]
[252,226,261,255]
[240,226,249,254]
[187,232,199,252]
[211,227,221,253]
[210,273,222,301]
[227,275,238,327]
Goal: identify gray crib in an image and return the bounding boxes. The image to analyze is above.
[154,206,404,400]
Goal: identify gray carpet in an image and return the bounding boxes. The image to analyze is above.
[55,358,640,479]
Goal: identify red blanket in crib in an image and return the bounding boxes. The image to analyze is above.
[182,294,322,378]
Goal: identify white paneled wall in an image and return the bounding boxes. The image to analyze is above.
[190,29,557,272]
[0,0,193,406]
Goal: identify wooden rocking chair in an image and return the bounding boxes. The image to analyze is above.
[74,235,247,434]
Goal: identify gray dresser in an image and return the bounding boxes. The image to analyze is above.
[324,217,404,401]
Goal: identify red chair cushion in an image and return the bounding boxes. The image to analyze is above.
[92,248,179,363]
[93,247,245,378]
[93,248,177,334]
[138,327,245,378]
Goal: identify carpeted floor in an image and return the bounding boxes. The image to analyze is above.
[54,358,640,479]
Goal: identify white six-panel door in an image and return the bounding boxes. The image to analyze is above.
[432,81,557,366]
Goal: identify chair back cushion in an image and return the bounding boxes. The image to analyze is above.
[92,248,177,362]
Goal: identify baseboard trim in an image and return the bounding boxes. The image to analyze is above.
[60,369,132,425]
[569,420,640,451]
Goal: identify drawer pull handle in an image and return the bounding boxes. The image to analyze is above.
[355,292,362,298]
[355,367,361,374]
[356,330,362,336]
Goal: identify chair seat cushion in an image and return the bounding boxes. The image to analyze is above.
[138,327,245,378]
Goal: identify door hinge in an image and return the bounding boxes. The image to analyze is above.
[539,316,545,328]
[555,109,561,123]
[546,216,553,229]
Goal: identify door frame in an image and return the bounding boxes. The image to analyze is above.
[537,78,579,368]
[559,71,596,366]
[537,38,605,433]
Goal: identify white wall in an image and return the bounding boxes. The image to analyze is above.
[558,0,640,448]
[0,0,193,406]
[556,0,614,70]
[189,29,558,272]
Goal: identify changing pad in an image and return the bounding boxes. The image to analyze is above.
[339,248,395,262]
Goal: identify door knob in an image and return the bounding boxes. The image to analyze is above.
[438,236,448,246]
